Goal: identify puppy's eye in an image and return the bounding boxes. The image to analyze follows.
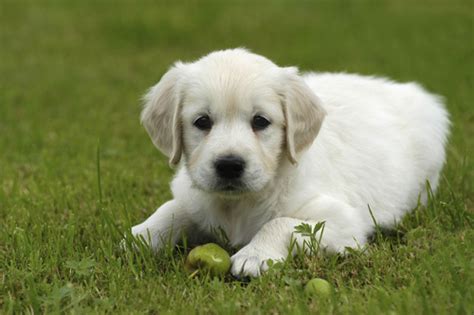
[252,115,271,131]
[193,115,213,131]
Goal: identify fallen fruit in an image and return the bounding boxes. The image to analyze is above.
[304,278,333,297]
[185,243,231,277]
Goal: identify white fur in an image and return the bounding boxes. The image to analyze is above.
[132,49,449,277]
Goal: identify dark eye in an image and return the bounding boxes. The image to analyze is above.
[252,115,271,131]
[193,115,213,130]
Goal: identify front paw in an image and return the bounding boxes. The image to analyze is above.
[120,227,149,251]
[230,245,284,278]
[121,225,159,251]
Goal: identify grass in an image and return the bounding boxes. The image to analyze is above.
[0,0,473,313]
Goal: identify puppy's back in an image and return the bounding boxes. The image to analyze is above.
[298,73,449,224]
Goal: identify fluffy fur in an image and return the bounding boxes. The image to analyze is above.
[132,49,449,277]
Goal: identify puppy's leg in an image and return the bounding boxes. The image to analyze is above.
[129,200,191,251]
[293,195,370,252]
[230,217,300,277]
[231,196,370,277]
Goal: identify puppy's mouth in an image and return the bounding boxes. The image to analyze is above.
[216,180,246,193]
[190,170,265,196]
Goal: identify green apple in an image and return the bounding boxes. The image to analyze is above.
[185,243,231,277]
[304,278,333,297]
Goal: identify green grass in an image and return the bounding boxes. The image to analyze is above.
[1,1,473,314]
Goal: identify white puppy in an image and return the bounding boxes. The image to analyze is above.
[131,48,449,277]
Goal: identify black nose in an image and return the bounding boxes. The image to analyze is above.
[214,155,246,179]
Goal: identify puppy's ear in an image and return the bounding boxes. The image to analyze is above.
[141,63,187,166]
[281,67,326,164]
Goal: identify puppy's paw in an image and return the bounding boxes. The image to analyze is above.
[121,226,157,251]
[230,245,284,278]
[119,232,141,252]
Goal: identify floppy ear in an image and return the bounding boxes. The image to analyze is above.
[141,63,187,166]
[281,67,326,164]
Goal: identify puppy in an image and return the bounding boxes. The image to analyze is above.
[131,48,449,277]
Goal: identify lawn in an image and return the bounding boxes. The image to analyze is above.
[0,1,473,314]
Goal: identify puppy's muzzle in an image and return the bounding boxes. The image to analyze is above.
[214,155,246,180]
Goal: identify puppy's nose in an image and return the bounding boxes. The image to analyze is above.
[214,155,246,179]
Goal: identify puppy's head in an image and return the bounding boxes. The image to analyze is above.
[141,49,325,196]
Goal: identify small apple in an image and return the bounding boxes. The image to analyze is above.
[304,278,333,297]
[185,243,231,277]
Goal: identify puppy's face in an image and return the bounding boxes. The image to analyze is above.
[141,49,326,197]
[181,69,285,194]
